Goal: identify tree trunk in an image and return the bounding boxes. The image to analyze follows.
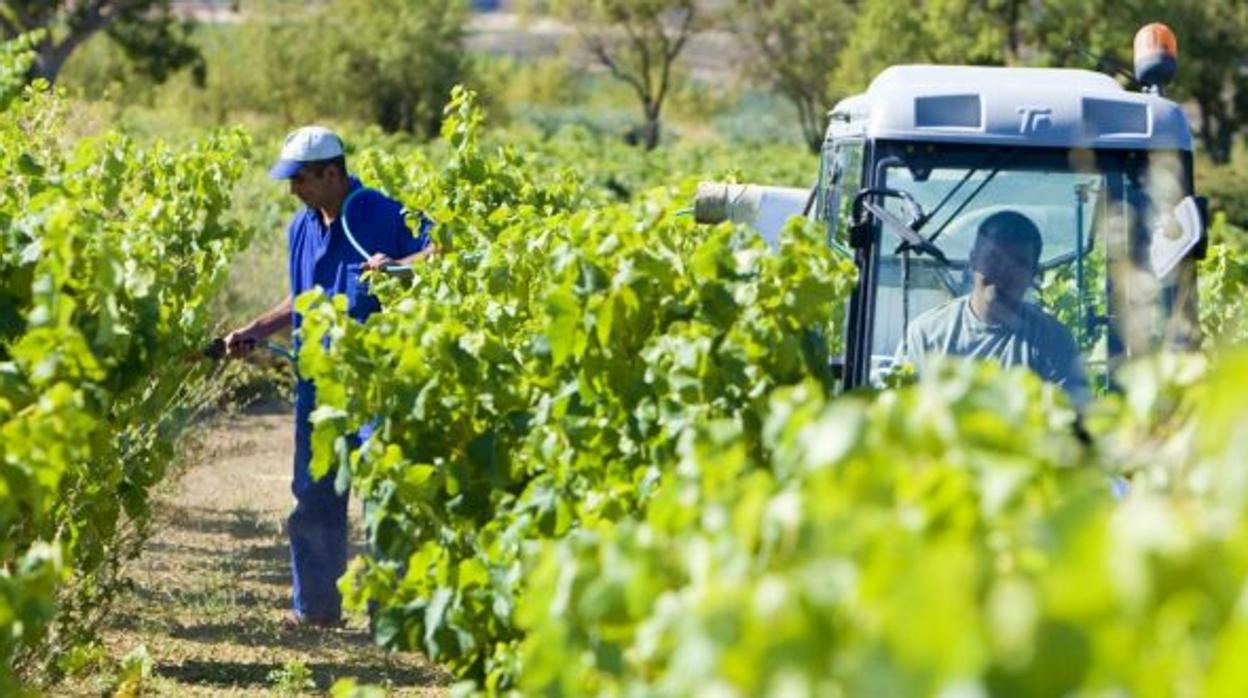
[639,101,661,151]
[26,9,113,85]
[1198,97,1233,165]
[793,94,824,154]
[29,41,74,84]
[640,116,660,151]
[1003,0,1023,65]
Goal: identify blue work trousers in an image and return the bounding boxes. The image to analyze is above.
[290,379,350,621]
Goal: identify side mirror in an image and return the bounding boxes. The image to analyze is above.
[694,182,811,248]
[1150,194,1206,278]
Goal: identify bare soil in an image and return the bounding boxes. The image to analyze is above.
[67,407,450,696]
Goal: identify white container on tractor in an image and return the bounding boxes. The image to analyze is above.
[697,24,1206,397]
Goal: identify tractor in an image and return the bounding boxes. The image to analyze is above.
[696,24,1206,398]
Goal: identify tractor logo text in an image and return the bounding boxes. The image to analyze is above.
[1018,107,1053,134]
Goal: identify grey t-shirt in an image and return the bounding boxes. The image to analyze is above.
[897,297,1090,406]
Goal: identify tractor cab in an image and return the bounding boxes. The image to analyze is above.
[698,24,1206,401]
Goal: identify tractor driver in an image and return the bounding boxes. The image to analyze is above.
[896,210,1090,406]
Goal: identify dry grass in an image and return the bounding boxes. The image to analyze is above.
[62,407,450,696]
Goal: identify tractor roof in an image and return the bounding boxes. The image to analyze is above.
[826,65,1192,151]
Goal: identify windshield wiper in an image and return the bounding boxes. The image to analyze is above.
[914,165,979,232]
[925,148,1021,244]
[852,188,960,296]
[860,199,950,264]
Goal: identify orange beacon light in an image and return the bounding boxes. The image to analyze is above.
[1134,23,1178,93]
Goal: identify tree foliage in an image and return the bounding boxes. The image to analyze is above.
[1031,0,1248,164]
[835,0,1048,91]
[832,0,1248,163]
[732,0,856,153]
[315,0,471,138]
[0,0,203,85]
[1131,1,1248,164]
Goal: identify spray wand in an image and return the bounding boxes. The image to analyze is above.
[202,337,295,364]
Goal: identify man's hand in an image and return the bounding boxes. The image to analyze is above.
[363,252,395,271]
[219,295,291,360]
[224,329,260,358]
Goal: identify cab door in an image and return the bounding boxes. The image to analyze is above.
[817,137,871,389]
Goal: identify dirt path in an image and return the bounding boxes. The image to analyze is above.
[77,408,449,696]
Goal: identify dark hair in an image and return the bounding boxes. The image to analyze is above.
[302,155,347,178]
[974,210,1042,267]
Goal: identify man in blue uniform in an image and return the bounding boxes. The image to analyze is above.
[224,126,433,627]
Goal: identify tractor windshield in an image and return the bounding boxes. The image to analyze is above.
[867,143,1197,402]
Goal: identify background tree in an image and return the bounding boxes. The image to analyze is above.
[1125,1,1248,166]
[1034,0,1248,164]
[314,0,470,138]
[732,0,856,153]
[834,0,1041,91]
[546,0,703,150]
[836,0,1248,164]
[0,0,202,85]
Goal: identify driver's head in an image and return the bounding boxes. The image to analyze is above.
[969,210,1042,301]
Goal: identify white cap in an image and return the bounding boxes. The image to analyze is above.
[268,125,345,179]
